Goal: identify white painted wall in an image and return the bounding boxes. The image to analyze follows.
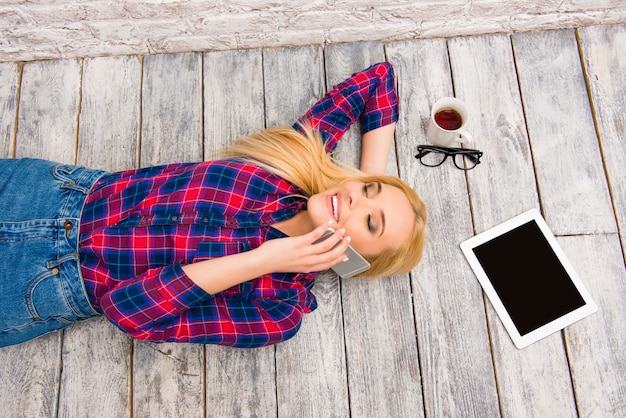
[1,0,625,62]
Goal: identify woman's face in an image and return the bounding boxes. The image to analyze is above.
[307,181,415,257]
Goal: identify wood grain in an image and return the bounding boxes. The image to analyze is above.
[132,52,205,418]
[449,33,578,417]
[15,59,82,162]
[0,25,624,417]
[560,234,626,418]
[0,336,62,417]
[77,55,141,171]
[0,62,19,158]
[387,38,500,417]
[578,24,626,256]
[60,55,142,418]
[2,58,85,417]
[513,29,616,236]
[140,52,203,165]
[203,48,265,156]
[203,49,278,417]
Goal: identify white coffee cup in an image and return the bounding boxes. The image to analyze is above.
[426,97,473,147]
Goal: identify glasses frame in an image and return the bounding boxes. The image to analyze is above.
[415,145,483,171]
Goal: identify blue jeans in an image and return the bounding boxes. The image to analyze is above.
[0,158,107,347]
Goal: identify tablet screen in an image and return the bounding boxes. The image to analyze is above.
[471,219,586,336]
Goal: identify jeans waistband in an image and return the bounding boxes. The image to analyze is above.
[52,163,108,318]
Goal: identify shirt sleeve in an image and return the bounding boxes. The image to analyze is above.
[99,264,306,347]
[294,61,399,153]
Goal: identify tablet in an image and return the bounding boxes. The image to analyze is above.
[460,209,597,349]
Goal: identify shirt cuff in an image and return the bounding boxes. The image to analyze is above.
[155,263,211,310]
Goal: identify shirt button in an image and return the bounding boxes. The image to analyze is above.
[171,215,178,222]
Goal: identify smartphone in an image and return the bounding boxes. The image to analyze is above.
[312,228,371,278]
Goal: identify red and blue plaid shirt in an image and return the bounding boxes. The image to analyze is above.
[79,62,398,347]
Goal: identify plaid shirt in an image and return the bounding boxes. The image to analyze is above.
[79,62,398,347]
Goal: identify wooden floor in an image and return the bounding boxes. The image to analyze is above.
[1,24,624,418]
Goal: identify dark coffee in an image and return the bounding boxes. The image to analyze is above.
[434,108,463,131]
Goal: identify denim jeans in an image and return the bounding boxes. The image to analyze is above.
[0,158,107,347]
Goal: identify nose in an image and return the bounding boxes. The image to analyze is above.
[347,189,360,210]
[347,189,371,213]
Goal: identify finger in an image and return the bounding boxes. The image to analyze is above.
[313,240,352,271]
[313,228,346,253]
[308,221,337,243]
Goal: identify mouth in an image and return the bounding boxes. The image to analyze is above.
[329,194,340,222]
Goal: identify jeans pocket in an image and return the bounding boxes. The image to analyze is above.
[25,267,76,323]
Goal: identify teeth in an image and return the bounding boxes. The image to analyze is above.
[331,195,339,221]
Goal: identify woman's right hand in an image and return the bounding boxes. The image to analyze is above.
[182,223,350,295]
[258,223,351,274]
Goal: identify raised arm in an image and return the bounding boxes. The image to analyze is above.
[359,123,396,175]
[294,62,399,174]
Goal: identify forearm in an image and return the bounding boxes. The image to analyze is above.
[183,224,349,295]
[360,123,396,175]
[295,62,398,153]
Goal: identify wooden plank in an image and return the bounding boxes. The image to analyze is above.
[59,318,132,418]
[59,55,142,418]
[263,45,350,417]
[578,24,626,256]
[560,234,626,417]
[263,46,325,126]
[517,27,626,417]
[140,52,203,165]
[0,58,83,417]
[15,59,82,163]
[0,337,62,416]
[449,34,578,417]
[128,52,205,418]
[325,41,424,417]
[203,49,265,156]
[133,342,204,418]
[387,39,500,417]
[77,55,141,171]
[203,49,278,417]
[0,62,19,158]
[513,29,616,236]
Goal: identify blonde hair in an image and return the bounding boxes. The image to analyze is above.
[218,126,427,278]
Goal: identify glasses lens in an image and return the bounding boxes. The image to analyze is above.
[453,152,480,170]
[418,149,447,167]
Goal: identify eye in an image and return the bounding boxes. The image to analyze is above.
[363,182,378,197]
[367,214,376,233]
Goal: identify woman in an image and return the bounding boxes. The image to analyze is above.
[0,62,426,348]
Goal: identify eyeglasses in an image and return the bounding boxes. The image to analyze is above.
[415,145,483,170]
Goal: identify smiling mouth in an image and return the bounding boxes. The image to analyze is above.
[331,195,339,221]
